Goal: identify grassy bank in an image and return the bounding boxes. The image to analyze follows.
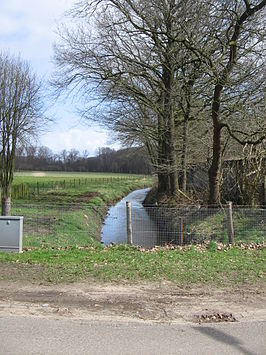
[0,244,265,286]
[11,172,152,246]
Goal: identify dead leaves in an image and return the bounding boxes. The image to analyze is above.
[195,311,237,324]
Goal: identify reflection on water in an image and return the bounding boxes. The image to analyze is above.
[101,188,159,248]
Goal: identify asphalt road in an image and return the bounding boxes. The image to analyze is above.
[0,315,265,355]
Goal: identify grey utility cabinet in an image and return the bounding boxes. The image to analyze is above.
[0,216,23,252]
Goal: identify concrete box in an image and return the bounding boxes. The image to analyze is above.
[0,216,23,252]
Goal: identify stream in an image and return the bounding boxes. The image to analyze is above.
[101,188,160,248]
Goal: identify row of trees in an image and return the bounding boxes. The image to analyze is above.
[53,0,266,205]
[15,146,152,174]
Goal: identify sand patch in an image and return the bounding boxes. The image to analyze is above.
[32,172,47,177]
[0,277,265,324]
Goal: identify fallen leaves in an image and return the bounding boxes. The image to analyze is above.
[136,241,265,253]
[22,241,265,253]
[195,311,237,324]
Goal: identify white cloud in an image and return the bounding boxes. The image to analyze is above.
[0,0,74,74]
[41,127,119,155]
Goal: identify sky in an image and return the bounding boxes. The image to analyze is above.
[0,0,118,156]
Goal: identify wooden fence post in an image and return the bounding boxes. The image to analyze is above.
[227,201,234,244]
[126,201,133,245]
[179,217,184,245]
[263,176,266,207]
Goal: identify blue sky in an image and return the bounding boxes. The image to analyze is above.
[0,0,117,155]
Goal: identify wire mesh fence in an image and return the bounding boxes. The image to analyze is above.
[12,203,104,249]
[12,202,265,249]
[133,205,265,247]
[103,204,265,247]
[11,175,144,200]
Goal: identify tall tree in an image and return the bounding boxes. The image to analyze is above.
[181,0,266,204]
[53,0,204,195]
[0,52,46,215]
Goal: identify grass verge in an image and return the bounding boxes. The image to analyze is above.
[0,245,265,286]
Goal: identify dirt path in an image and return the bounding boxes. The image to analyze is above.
[0,280,265,324]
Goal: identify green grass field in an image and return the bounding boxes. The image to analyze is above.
[15,171,141,178]
[13,171,149,203]
[11,171,153,247]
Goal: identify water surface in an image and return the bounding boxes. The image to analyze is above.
[101,188,159,247]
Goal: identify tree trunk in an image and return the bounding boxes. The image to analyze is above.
[206,1,266,205]
[163,66,178,194]
[208,122,223,205]
[180,118,188,192]
[208,84,223,206]
[157,111,171,193]
[157,172,169,193]
[160,12,179,196]
[168,136,178,194]
[157,132,177,195]
[2,196,11,216]
[157,136,172,193]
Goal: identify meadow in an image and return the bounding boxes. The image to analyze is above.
[12,171,149,203]
[11,171,152,247]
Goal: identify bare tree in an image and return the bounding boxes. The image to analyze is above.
[181,0,266,204]
[0,52,47,215]
[53,0,208,196]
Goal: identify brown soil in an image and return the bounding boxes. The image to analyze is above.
[75,192,99,203]
[143,186,201,206]
[0,264,265,324]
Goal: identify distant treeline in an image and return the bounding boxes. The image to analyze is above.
[15,146,152,174]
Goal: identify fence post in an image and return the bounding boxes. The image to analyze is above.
[263,176,266,207]
[178,217,184,245]
[220,218,226,241]
[126,201,133,245]
[227,201,234,244]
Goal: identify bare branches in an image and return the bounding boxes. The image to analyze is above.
[0,51,47,215]
[52,0,265,201]
[224,123,266,146]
